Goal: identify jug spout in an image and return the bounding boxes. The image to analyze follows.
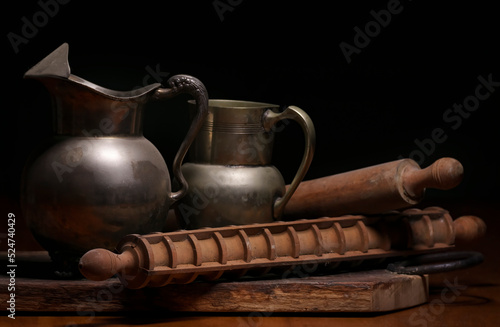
[24,42,71,80]
[24,43,161,136]
[24,43,161,99]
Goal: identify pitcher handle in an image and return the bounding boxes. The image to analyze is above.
[263,106,316,219]
[154,74,209,202]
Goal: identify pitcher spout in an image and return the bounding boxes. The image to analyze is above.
[24,43,162,136]
[24,43,71,80]
[24,43,161,100]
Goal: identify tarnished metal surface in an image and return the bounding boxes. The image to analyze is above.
[20,44,208,266]
[177,100,316,228]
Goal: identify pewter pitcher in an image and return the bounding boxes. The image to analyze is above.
[20,44,208,270]
[176,99,315,228]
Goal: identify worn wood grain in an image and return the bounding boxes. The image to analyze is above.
[0,252,428,313]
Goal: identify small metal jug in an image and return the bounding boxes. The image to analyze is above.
[176,99,315,228]
[20,43,208,269]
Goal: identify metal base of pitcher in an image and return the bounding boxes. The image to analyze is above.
[175,163,286,229]
[21,136,171,256]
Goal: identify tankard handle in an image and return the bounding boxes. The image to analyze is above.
[263,106,316,219]
[154,75,209,201]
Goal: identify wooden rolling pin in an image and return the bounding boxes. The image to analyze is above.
[78,207,485,289]
[283,158,464,219]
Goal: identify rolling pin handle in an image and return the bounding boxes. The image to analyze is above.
[403,158,464,198]
[79,248,135,281]
[454,215,487,243]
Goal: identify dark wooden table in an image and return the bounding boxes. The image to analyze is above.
[1,197,499,326]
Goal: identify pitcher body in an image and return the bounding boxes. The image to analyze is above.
[21,44,208,271]
[176,100,315,229]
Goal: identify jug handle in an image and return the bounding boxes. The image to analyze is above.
[154,75,209,202]
[263,106,316,219]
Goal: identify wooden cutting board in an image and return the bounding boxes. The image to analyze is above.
[1,251,428,313]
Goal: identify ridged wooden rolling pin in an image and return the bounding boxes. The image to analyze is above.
[79,207,485,289]
[283,157,464,219]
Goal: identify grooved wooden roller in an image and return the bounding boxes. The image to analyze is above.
[79,207,485,289]
[283,158,464,219]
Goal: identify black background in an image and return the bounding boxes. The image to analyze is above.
[2,0,499,206]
